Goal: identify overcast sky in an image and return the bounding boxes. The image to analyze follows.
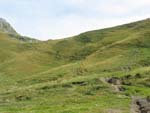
[0,0,150,40]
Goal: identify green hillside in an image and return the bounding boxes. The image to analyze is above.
[0,19,150,113]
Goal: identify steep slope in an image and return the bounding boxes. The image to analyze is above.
[0,18,17,34]
[0,19,150,113]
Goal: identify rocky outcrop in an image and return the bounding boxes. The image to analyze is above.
[131,96,150,113]
[0,18,17,34]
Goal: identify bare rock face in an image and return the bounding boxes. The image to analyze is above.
[0,18,38,42]
[136,97,150,113]
[0,18,17,34]
[131,96,150,113]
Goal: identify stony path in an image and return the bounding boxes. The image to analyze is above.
[100,77,123,93]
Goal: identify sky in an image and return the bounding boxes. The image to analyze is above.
[0,0,150,40]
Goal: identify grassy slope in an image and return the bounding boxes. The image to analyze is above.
[0,19,150,113]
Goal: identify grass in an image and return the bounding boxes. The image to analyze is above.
[0,19,150,113]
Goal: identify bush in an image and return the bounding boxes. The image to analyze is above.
[76,34,92,43]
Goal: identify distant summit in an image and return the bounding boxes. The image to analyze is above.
[0,18,39,42]
[0,18,17,34]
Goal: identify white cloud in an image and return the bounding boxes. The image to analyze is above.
[64,0,87,4]
[96,3,130,15]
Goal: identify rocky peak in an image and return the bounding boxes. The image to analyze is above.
[0,18,17,34]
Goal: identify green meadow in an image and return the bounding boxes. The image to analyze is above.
[0,19,150,113]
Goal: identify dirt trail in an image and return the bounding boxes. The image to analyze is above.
[100,77,123,93]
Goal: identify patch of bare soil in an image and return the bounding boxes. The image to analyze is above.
[131,96,150,113]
